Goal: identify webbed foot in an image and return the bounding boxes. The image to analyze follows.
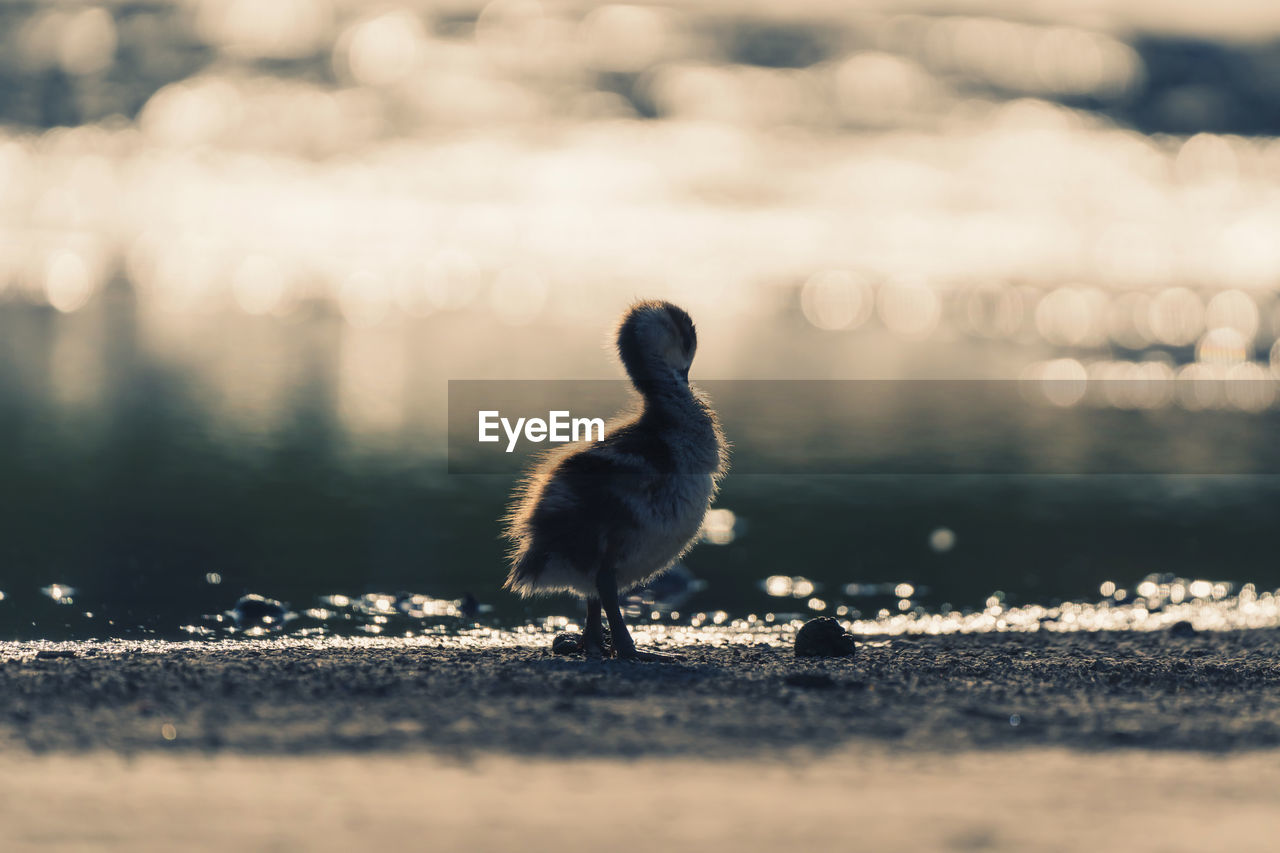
[583,636,607,658]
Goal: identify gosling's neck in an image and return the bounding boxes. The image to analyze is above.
[625,356,699,417]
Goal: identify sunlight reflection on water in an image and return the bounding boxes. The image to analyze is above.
[6,580,1277,660]
[158,572,1280,647]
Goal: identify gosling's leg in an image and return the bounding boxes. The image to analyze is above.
[596,565,680,662]
[583,597,605,658]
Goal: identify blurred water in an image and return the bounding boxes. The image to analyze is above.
[3,293,1280,639]
[3,2,1280,638]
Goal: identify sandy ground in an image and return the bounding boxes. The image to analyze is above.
[5,631,1280,850]
[5,630,1280,753]
[3,747,1279,852]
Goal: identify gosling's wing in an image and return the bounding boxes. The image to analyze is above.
[596,415,676,475]
[508,444,650,572]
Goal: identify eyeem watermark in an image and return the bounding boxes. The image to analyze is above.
[478,410,606,453]
[450,378,1280,475]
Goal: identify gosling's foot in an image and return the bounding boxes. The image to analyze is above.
[583,635,608,659]
[613,646,684,663]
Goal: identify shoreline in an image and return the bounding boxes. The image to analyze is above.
[7,630,1280,850]
[4,630,1280,755]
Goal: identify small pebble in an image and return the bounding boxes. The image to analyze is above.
[1168,620,1197,638]
[35,649,77,660]
[794,617,856,658]
[551,632,583,655]
[232,594,287,630]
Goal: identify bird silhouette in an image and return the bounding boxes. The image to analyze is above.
[504,300,728,660]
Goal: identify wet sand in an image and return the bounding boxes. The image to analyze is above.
[4,630,1280,850]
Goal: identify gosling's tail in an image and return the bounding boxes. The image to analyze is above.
[503,546,545,598]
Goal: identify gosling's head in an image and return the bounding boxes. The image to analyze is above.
[616,300,697,387]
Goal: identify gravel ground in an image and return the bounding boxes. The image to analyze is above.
[4,629,1280,755]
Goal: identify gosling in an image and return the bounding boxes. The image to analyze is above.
[503,300,728,661]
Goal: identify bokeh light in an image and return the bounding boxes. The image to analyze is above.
[3,0,1280,644]
[800,269,874,331]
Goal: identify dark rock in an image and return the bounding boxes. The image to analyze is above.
[795,617,856,658]
[784,672,836,689]
[35,650,77,660]
[1168,620,1197,638]
[550,628,612,656]
[231,594,287,630]
[551,632,583,655]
